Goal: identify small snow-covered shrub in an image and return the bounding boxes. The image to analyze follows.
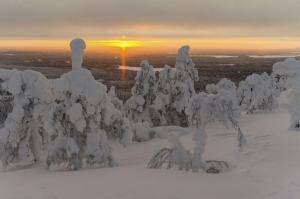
[147,132,192,170]
[131,121,156,142]
[237,73,279,113]
[148,90,245,173]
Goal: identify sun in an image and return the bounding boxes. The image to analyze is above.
[93,39,144,49]
[90,37,147,68]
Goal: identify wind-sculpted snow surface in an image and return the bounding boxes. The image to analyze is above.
[273,58,300,130]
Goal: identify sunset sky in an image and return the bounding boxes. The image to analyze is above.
[1,0,300,53]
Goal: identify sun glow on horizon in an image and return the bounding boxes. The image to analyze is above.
[91,38,149,67]
[1,37,300,55]
[92,39,145,49]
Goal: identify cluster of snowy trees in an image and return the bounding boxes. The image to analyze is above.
[0,39,132,170]
[124,46,199,127]
[237,72,280,113]
[0,38,298,173]
[137,53,299,173]
[148,78,245,173]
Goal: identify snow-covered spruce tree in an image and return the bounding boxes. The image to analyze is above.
[124,60,163,127]
[273,58,300,130]
[0,69,52,169]
[45,39,130,170]
[125,46,199,127]
[148,90,245,173]
[165,46,199,126]
[155,65,176,125]
[237,73,279,113]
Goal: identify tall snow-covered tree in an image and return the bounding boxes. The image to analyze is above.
[45,38,132,170]
[273,58,300,130]
[0,69,52,169]
[155,65,176,125]
[124,60,163,126]
[165,45,199,126]
[0,39,136,171]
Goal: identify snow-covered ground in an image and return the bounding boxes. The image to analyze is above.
[0,107,299,199]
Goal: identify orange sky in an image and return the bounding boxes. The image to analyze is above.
[1,37,300,55]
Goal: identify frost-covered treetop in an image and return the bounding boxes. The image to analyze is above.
[70,38,86,51]
[176,45,190,65]
[53,38,107,105]
[273,58,300,90]
[0,69,52,102]
[131,60,155,96]
[273,58,300,77]
[70,38,86,71]
[244,73,264,86]
[175,45,199,83]
[216,78,237,93]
